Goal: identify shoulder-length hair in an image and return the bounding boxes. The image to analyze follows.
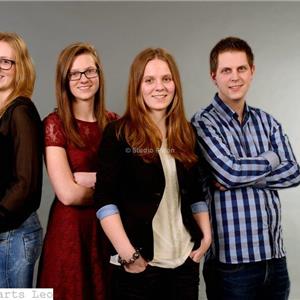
[118,48,197,168]
[56,42,107,148]
[0,32,35,117]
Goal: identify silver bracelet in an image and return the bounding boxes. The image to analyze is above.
[118,249,140,266]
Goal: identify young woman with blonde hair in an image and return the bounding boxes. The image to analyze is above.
[0,32,43,287]
[94,48,211,300]
[37,42,118,300]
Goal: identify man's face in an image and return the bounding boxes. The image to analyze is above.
[211,51,255,105]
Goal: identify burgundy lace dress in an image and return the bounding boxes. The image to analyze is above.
[37,111,118,300]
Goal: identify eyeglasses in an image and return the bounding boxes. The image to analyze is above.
[68,68,99,81]
[0,58,15,70]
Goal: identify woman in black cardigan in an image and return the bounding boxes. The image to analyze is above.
[94,48,211,300]
[0,32,43,288]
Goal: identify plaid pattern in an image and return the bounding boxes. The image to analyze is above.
[192,94,300,263]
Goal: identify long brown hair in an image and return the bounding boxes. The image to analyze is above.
[118,48,197,168]
[0,32,35,117]
[56,42,107,148]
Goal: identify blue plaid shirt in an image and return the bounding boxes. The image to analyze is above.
[192,94,300,264]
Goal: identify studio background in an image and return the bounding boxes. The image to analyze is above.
[1,2,300,299]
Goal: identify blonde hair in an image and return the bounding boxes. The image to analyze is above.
[56,42,108,148]
[0,32,35,117]
[118,48,197,168]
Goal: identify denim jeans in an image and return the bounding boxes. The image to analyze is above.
[203,257,290,300]
[0,212,43,288]
[112,257,200,300]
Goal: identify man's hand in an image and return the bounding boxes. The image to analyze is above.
[212,180,227,191]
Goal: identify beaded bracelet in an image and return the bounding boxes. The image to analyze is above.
[118,249,140,266]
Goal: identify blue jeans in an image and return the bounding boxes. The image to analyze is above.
[0,212,43,288]
[112,257,200,300]
[203,257,290,300]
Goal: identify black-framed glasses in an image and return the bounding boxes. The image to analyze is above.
[0,58,15,70]
[68,68,99,81]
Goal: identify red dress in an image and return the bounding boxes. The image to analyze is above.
[37,112,117,300]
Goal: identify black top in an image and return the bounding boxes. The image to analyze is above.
[0,97,43,233]
[94,120,207,260]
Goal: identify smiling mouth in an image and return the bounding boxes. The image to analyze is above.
[229,85,243,90]
[229,84,243,88]
[78,86,92,90]
[152,95,167,98]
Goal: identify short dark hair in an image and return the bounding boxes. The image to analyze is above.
[210,37,254,73]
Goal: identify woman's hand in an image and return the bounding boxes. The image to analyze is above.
[191,211,212,263]
[124,256,148,273]
[45,147,94,205]
[189,235,212,263]
[100,214,148,273]
[73,172,96,188]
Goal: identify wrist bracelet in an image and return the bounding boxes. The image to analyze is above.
[118,249,140,266]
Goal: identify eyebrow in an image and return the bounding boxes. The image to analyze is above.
[69,66,96,72]
[0,56,14,59]
[220,65,248,70]
[143,73,172,77]
[220,67,231,71]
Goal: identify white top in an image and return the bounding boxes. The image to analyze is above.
[149,140,194,268]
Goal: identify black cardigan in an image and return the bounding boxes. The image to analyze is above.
[94,120,207,261]
[0,97,43,232]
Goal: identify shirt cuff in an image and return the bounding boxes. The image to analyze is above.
[96,204,119,220]
[191,201,208,213]
[261,151,280,171]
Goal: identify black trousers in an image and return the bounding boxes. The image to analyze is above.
[112,257,200,300]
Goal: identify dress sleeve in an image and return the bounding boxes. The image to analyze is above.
[0,103,43,231]
[106,111,120,122]
[43,112,66,148]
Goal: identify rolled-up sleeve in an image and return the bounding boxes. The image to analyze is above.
[190,201,208,213]
[96,204,120,220]
[186,140,209,212]
[94,122,123,211]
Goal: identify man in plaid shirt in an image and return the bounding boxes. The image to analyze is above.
[192,36,300,300]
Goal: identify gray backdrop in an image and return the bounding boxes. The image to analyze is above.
[1,2,300,299]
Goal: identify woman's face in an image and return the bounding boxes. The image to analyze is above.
[0,41,16,97]
[68,53,99,103]
[141,58,175,116]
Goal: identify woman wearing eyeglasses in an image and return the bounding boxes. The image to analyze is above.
[0,32,43,288]
[37,42,118,300]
